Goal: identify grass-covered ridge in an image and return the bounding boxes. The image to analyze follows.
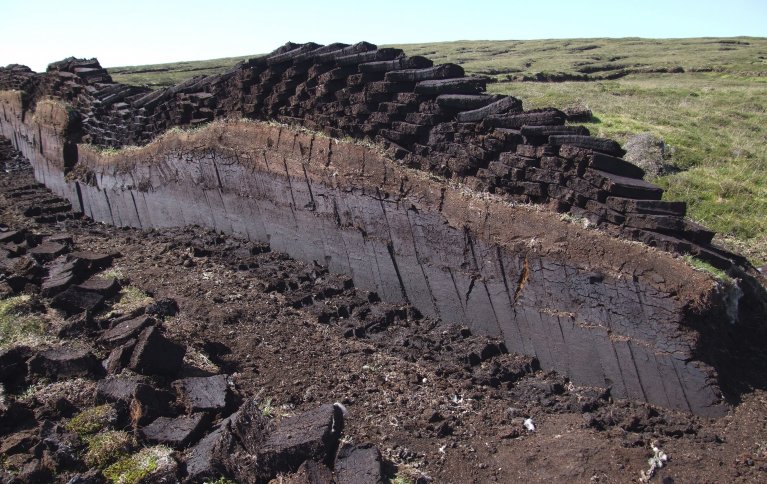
[107,38,767,264]
[108,54,254,89]
[109,37,767,87]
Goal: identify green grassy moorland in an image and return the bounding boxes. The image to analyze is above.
[108,38,767,264]
[109,55,254,88]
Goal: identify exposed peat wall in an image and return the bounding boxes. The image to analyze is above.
[2,42,766,416]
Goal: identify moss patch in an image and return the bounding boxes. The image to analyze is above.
[66,404,115,437]
[683,255,733,282]
[104,445,173,484]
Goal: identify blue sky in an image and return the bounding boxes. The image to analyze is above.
[1,0,765,71]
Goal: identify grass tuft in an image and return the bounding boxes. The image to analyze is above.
[0,295,46,349]
[84,430,135,468]
[111,286,153,314]
[391,476,415,484]
[66,404,116,437]
[100,266,127,283]
[260,397,274,418]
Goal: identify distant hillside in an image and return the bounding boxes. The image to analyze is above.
[109,37,767,88]
[107,38,767,264]
[109,55,254,89]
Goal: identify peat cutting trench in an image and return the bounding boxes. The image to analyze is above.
[1,41,767,483]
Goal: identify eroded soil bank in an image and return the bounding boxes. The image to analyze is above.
[1,135,767,483]
[2,108,743,415]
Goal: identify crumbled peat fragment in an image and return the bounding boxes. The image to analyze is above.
[128,326,185,376]
[27,347,103,380]
[140,413,210,449]
[172,374,231,414]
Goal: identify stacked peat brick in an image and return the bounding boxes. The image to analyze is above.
[0,64,36,91]
[0,42,746,269]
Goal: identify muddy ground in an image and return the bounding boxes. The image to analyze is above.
[1,143,766,483]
